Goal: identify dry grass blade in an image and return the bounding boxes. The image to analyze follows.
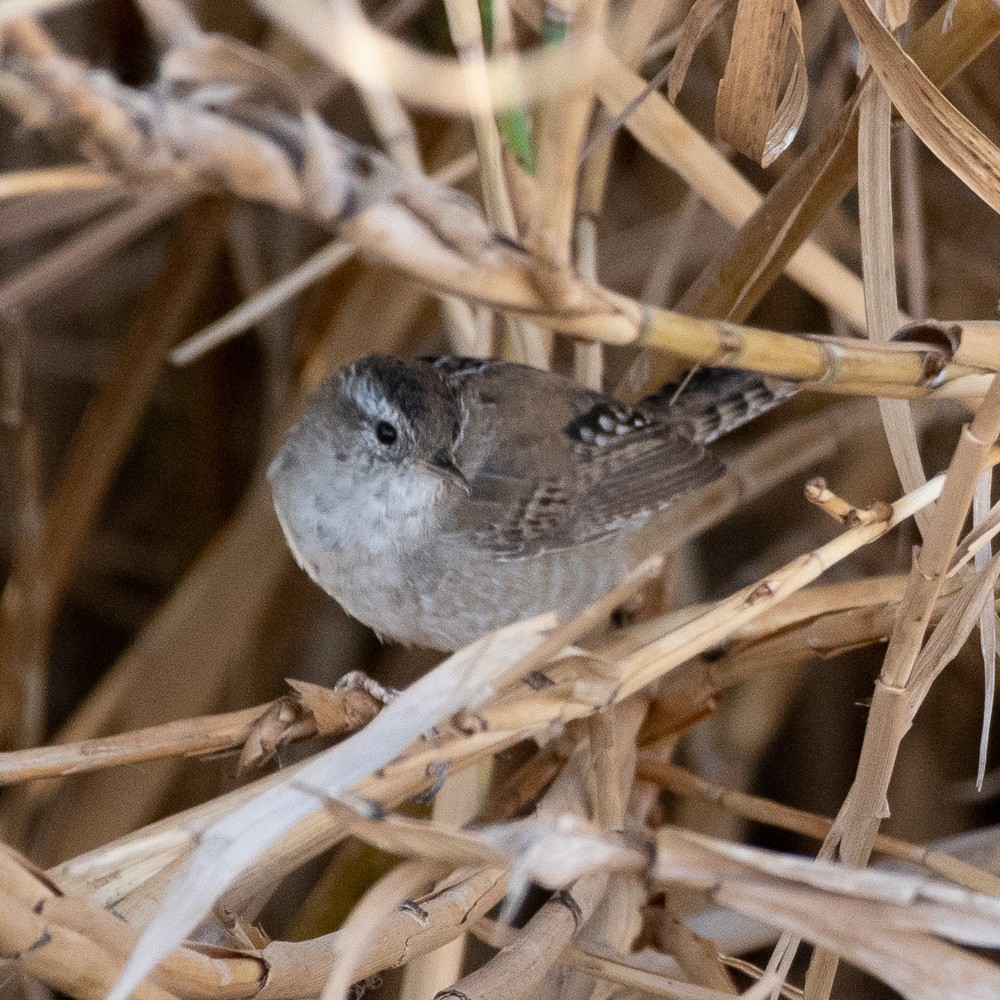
[856,4,927,533]
[0,167,116,199]
[896,124,929,320]
[840,0,1000,217]
[973,470,996,790]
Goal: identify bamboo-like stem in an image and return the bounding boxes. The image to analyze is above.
[262,867,509,998]
[0,687,380,786]
[3,26,998,396]
[799,376,1000,999]
[443,871,609,1000]
[795,16,918,994]
[6,858,506,1000]
[531,0,601,267]
[0,843,263,1000]
[320,861,444,1000]
[847,380,1000,821]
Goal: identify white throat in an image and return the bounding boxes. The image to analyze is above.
[271,456,445,581]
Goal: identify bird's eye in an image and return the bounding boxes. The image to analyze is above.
[375,420,398,445]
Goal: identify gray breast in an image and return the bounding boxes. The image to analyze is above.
[401,532,635,650]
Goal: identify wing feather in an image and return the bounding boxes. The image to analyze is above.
[427,356,725,560]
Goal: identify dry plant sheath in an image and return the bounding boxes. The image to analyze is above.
[2,22,999,395]
[2,2,1000,1000]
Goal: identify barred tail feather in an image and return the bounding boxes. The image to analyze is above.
[640,367,798,445]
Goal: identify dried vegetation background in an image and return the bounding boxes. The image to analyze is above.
[2,0,1000,998]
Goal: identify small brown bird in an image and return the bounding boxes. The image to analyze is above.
[268,356,791,650]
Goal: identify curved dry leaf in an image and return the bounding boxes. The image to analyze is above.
[840,0,1000,216]
[715,0,807,166]
[666,0,735,102]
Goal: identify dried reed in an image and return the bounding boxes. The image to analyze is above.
[2,2,1000,1000]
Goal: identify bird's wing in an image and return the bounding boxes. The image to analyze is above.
[641,367,798,444]
[425,354,603,474]
[565,408,725,546]
[426,358,724,559]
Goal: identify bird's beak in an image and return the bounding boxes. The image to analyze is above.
[423,450,470,492]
